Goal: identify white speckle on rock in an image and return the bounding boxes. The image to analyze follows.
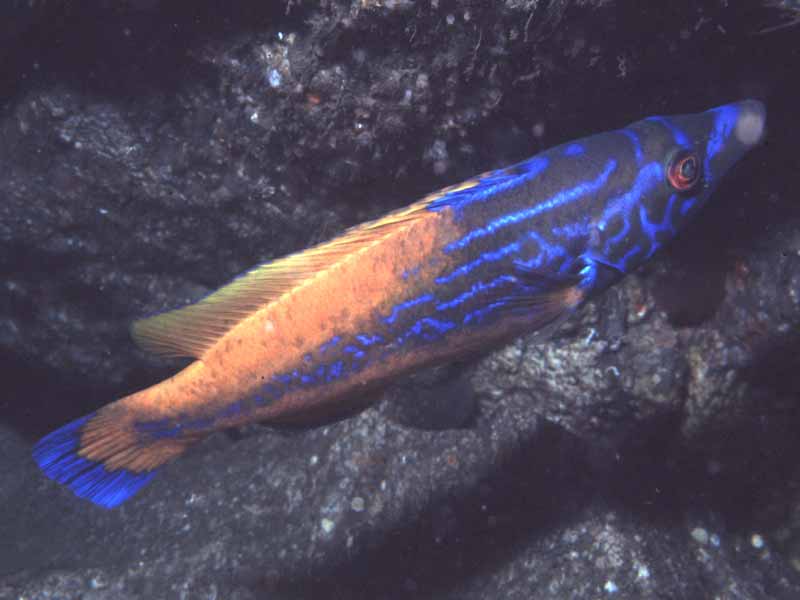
[351,496,365,512]
[321,518,335,534]
[268,69,282,88]
[691,527,709,545]
[751,533,765,549]
[604,580,618,594]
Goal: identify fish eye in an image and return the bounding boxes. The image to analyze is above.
[667,150,701,192]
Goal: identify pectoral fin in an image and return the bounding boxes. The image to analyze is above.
[486,261,587,333]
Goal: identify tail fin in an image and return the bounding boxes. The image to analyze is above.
[33,410,196,509]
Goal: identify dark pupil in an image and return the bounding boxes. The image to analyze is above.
[680,157,697,180]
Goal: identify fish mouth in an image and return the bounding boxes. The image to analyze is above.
[734,99,767,148]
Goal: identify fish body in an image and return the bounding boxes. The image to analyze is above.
[34,100,766,508]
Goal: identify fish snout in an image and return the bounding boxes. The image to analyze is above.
[734,99,767,149]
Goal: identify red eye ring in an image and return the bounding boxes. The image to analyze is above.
[667,151,701,192]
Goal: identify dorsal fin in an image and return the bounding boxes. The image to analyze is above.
[130,197,441,359]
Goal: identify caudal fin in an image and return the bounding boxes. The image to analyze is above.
[33,410,196,509]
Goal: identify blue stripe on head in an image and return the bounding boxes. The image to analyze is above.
[598,162,662,229]
[563,144,585,156]
[426,157,549,213]
[704,105,739,185]
[647,116,690,148]
[618,245,642,271]
[639,194,678,257]
[619,129,643,165]
[444,160,617,253]
[602,214,631,256]
[679,196,697,216]
[33,413,158,509]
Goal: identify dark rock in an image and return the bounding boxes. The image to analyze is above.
[2,0,800,598]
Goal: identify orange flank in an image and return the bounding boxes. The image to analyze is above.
[128,194,464,424]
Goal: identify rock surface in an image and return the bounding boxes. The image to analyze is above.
[2,1,800,598]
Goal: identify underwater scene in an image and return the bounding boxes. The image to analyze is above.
[1,1,799,598]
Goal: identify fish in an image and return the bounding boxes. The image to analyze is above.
[33,100,767,509]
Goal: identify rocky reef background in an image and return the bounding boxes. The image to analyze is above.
[1,1,799,598]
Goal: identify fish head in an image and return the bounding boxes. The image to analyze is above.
[588,99,766,275]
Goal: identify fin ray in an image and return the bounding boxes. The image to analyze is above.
[131,196,439,359]
[493,262,587,332]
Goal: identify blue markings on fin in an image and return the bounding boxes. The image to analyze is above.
[463,300,509,325]
[457,262,585,328]
[427,157,549,213]
[444,160,617,253]
[33,413,158,509]
[68,460,157,509]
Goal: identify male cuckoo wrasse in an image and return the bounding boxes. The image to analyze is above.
[34,100,766,509]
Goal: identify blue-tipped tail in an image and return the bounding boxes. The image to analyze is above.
[33,412,159,509]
